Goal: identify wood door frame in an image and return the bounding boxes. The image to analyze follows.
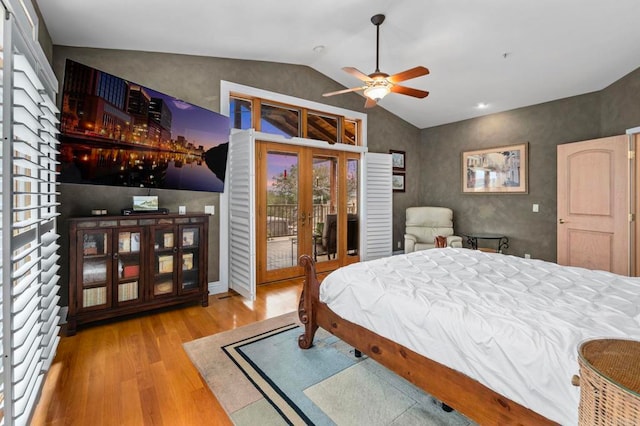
[256,141,359,285]
[256,142,303,284]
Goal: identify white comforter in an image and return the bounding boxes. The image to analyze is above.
[319,248,640,425]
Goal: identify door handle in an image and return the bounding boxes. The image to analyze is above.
[559,218,566,224]
[299,212,306,226]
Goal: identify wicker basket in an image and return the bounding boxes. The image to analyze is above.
[577,339,640,425]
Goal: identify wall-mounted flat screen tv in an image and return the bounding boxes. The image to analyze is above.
[58,59,229,192]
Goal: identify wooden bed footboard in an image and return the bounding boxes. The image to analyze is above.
[297,254,557,425]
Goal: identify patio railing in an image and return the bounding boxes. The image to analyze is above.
[266,204,356,237]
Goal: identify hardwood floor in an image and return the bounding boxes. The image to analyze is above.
[31,281,302,426]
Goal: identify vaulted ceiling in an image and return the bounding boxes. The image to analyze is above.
[36,0,640,129]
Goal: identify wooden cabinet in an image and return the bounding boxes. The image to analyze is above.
[68,213,209,335]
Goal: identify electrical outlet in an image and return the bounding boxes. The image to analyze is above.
[524,253,531,259]
[532,204,539,213]
[204,205,215,215]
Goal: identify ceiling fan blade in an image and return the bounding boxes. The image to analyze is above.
[323,86,364,97]
[390,85,430,98]
[391,85,429,99]
[364,97,378,108]
[387,66,430,84]
[343,67,373,82]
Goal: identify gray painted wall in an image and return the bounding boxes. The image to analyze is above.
[601,67,640,137]
[50,46,640,304]
[420,68,640,261]
[52,46,421,305]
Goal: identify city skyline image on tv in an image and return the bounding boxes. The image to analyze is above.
[59,59,229,192]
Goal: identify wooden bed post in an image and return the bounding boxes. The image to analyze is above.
[298,254,319,349]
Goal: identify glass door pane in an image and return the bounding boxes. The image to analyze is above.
[80,230,110,309]
[346,158,359,257]
[152,227,177,296]
[180,226,200,292]
[229,96,252,130]
[260,103,300,138]
[265,151,299,271]
[116,229,141,304]
[343,119,358,145]
[312,155,339,263]
[307,112,338,143]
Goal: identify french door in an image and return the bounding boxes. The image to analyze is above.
[256,141,360,284]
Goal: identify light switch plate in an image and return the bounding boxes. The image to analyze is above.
[204,205,215,215]
[178,205,186,215]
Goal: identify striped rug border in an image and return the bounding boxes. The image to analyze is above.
[221,323,313,425]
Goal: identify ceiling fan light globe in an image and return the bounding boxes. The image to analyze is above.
[364,85,391,101]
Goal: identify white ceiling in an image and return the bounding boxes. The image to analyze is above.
[36,0,640,129]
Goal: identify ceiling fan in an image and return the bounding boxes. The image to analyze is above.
[323,14,430,108]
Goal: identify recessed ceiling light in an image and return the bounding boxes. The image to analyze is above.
[477,102,489,109]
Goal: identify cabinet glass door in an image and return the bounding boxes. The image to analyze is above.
[152,227,177,297]
[80,229,111,309]
[115,229,142,304]
[180,226,200,292]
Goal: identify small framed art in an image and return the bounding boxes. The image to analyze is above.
[462,143,528,194]
[390,150,406,171]
[392,173,405,192]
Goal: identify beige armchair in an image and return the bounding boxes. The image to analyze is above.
[404,207,463,253]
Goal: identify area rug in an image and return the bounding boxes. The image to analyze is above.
[184,312,473,425]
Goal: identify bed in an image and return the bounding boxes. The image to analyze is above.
[297,248,640,425]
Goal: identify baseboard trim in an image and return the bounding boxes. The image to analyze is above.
[209,280,228,295]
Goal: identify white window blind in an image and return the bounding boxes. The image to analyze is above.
[1,1,61,424]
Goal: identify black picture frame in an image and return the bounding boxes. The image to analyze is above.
[390,150,406,171]
[392,173,405,192]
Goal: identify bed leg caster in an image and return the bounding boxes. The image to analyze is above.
[441,403,453,412]
[354,349,362,358]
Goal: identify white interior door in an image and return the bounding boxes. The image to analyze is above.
[557,135,631,275]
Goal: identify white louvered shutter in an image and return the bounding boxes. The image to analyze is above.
[227,130,256,300]
[1,2,61,424]
[362,152,393,260]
